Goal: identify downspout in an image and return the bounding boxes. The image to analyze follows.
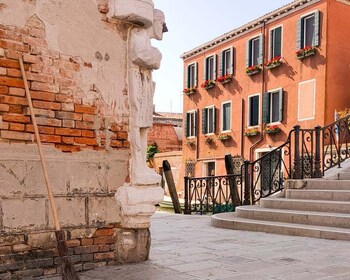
[240,99,244,156]
[249,19,267,161]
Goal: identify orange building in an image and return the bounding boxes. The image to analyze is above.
[181,0,350,179]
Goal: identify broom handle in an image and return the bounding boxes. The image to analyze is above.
[19,57,61,231]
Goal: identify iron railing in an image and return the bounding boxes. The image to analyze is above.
[184,174,241,214]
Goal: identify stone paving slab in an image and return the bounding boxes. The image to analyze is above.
[44,211,350,280]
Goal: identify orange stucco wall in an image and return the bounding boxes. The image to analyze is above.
[181,0,350,180]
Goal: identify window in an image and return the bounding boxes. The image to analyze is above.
[296,11,320,49]
[185,161,195,177]
[220,47,234,76]
[185,110,197,137]
[186,62,198,88]
[204,161,216,176]
[246,35,263,67]
[203,55,217,81]
[270,26,282,59]
[298,79,316,121]
[262,89,284,124]
[248,95,260,127]
[221,102,231,132]
[202,106,216,134]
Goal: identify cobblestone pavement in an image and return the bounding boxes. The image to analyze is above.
[47,211,350,280]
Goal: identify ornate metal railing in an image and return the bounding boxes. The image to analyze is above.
[184,174,241,214]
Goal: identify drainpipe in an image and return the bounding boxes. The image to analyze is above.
[240,99,244,156]
[249,19,267,161]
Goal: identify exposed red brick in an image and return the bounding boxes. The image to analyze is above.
[0,85,8,94]
[1,130,32,141]
[0,58,20,69]
[122,141,130,148]
[93,236,115,245]
[28,27,46,39]
[65,240,81,248]
[98,244,111,252]
[55,111,82,121]
[110,124,119,132]
[55,94,71,103]
[55,77,74,87]
[31,81,59,93]
[9,105,23,114]
[61,103,74,112]
[59,69,74,79]
[55,144,81,153]
[36,134,61,143]
[81,130,94,138]
[7,68,21,77]
[23,36,47,48]
[75,104,96,115]
[83,62,92,68]
[26,72,53,83]
[4,49,21,60]
[81,239,94,246]
[0,76,24,88]
[26,125,55,135]
[0,39,30,52]
[9,87,25,97]
[94,252,115,260]
[75,121,94,130]
[31,91,55,101]
[25,107,55,118]
[2,114,30,123]
[22,53,43,64]
[9,123,25,131]
[0,95,28,105]
[62,119,75,128]
[82,114,94,123]
[35,117,61,127]
[55,128,81,137]
[110,140,122,148]
[93,229,111,237]
[117,131,128,140]
[98,4,109,14]
[0,103,9,112]
[74,137,97,146]
[62,136,74,144]
[32,100,61,110]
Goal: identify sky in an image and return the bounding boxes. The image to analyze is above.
[152,0,293,113]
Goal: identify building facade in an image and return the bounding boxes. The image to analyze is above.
[181,0,350,180]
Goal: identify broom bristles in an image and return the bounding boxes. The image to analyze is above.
[55,230,80,280]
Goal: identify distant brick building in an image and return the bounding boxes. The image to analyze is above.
[181,0,350,180]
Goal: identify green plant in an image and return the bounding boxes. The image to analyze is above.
[147,143,159,161]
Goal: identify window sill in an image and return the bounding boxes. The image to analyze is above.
[204,84,215,90]
[296,49,316,60]
[246,69,261,76]
[265,128,281,135]
[265,61,282,70]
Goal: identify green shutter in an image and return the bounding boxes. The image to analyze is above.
[202,108,207,134]
[230,47,234,74]
[262,92,271,124]
[214,107,218,133]
[213,55,217,80]
[194,110,198,137]
[314,11,320,47]
[194,62,198,87]
[296,17,302,50]
[246,40,250,67]
[185,113,189,137]
[278,89,284,122]
[258,34,264,65]
[185,65,189,88]
[203,58,207,81]
[219,51,223,76]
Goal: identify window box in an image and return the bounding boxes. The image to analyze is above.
[187,140,196,148]
[246,65,262,76]
[217,74,233,84]
[244,128,260,137]
[265,125,281,135]
[201,80,216,90]
[205,137,214,144]
[218,134,231,141]
[296,46,316,60]
[265,56,282,70]
[183,87,197,95]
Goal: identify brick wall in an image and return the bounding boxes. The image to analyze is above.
[0,16,129,152]
[148,123,181,152]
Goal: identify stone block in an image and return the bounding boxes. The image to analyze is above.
[115,228,150,264]
[0,234,25,246]
[2,198,46,231]
[69,228,96,240]
[50,197,85,227]
[27,232,56,248]
[105,160,128,192]
[66,161,107,193]
[88,196,121,225]
[0,160,26,196]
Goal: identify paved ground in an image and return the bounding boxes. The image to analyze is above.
[49,211,350,280]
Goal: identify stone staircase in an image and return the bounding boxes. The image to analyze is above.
[211,165,350,241]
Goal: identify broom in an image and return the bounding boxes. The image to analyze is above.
[19,57,80,280]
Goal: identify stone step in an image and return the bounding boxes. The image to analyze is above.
[260,197,350,214]
[305,179,350,190]
[337,172,350,180]
[235,205,350,229]
[286,189,350,201]
[211,213,350,241]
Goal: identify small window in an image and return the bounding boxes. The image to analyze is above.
[221,102,231,132]
[248,95,260,127]
[246,35,263,67]
[185,161,195,177]
[186,62,198,88]
[296,11,320,50]
[185,110,197,137]
[204,55,217,81]
[220,48,234,76]
[262,89,284,124]
[204,161,216,176]
[202,106,216,134]
[270,26,282,59]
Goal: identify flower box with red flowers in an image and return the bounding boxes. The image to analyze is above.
[201,80,216,90]
[265,124,281,134]
[183,87,197,95]
[246,65,262,76]
[216,74,233,84]
[218,133,231,141]
[296,46,316,60]
[244,128,260,137]
[265,56,282,70]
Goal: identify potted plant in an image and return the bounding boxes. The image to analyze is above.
[216,74,233,84]
[265,124,281,134]
[183,87,197,95]
[201,80,216,90]
[218,133,231,141]
[244,128,260,137]
[246,64,262,76]
[265,56,282,70]
[296,45,316,60]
